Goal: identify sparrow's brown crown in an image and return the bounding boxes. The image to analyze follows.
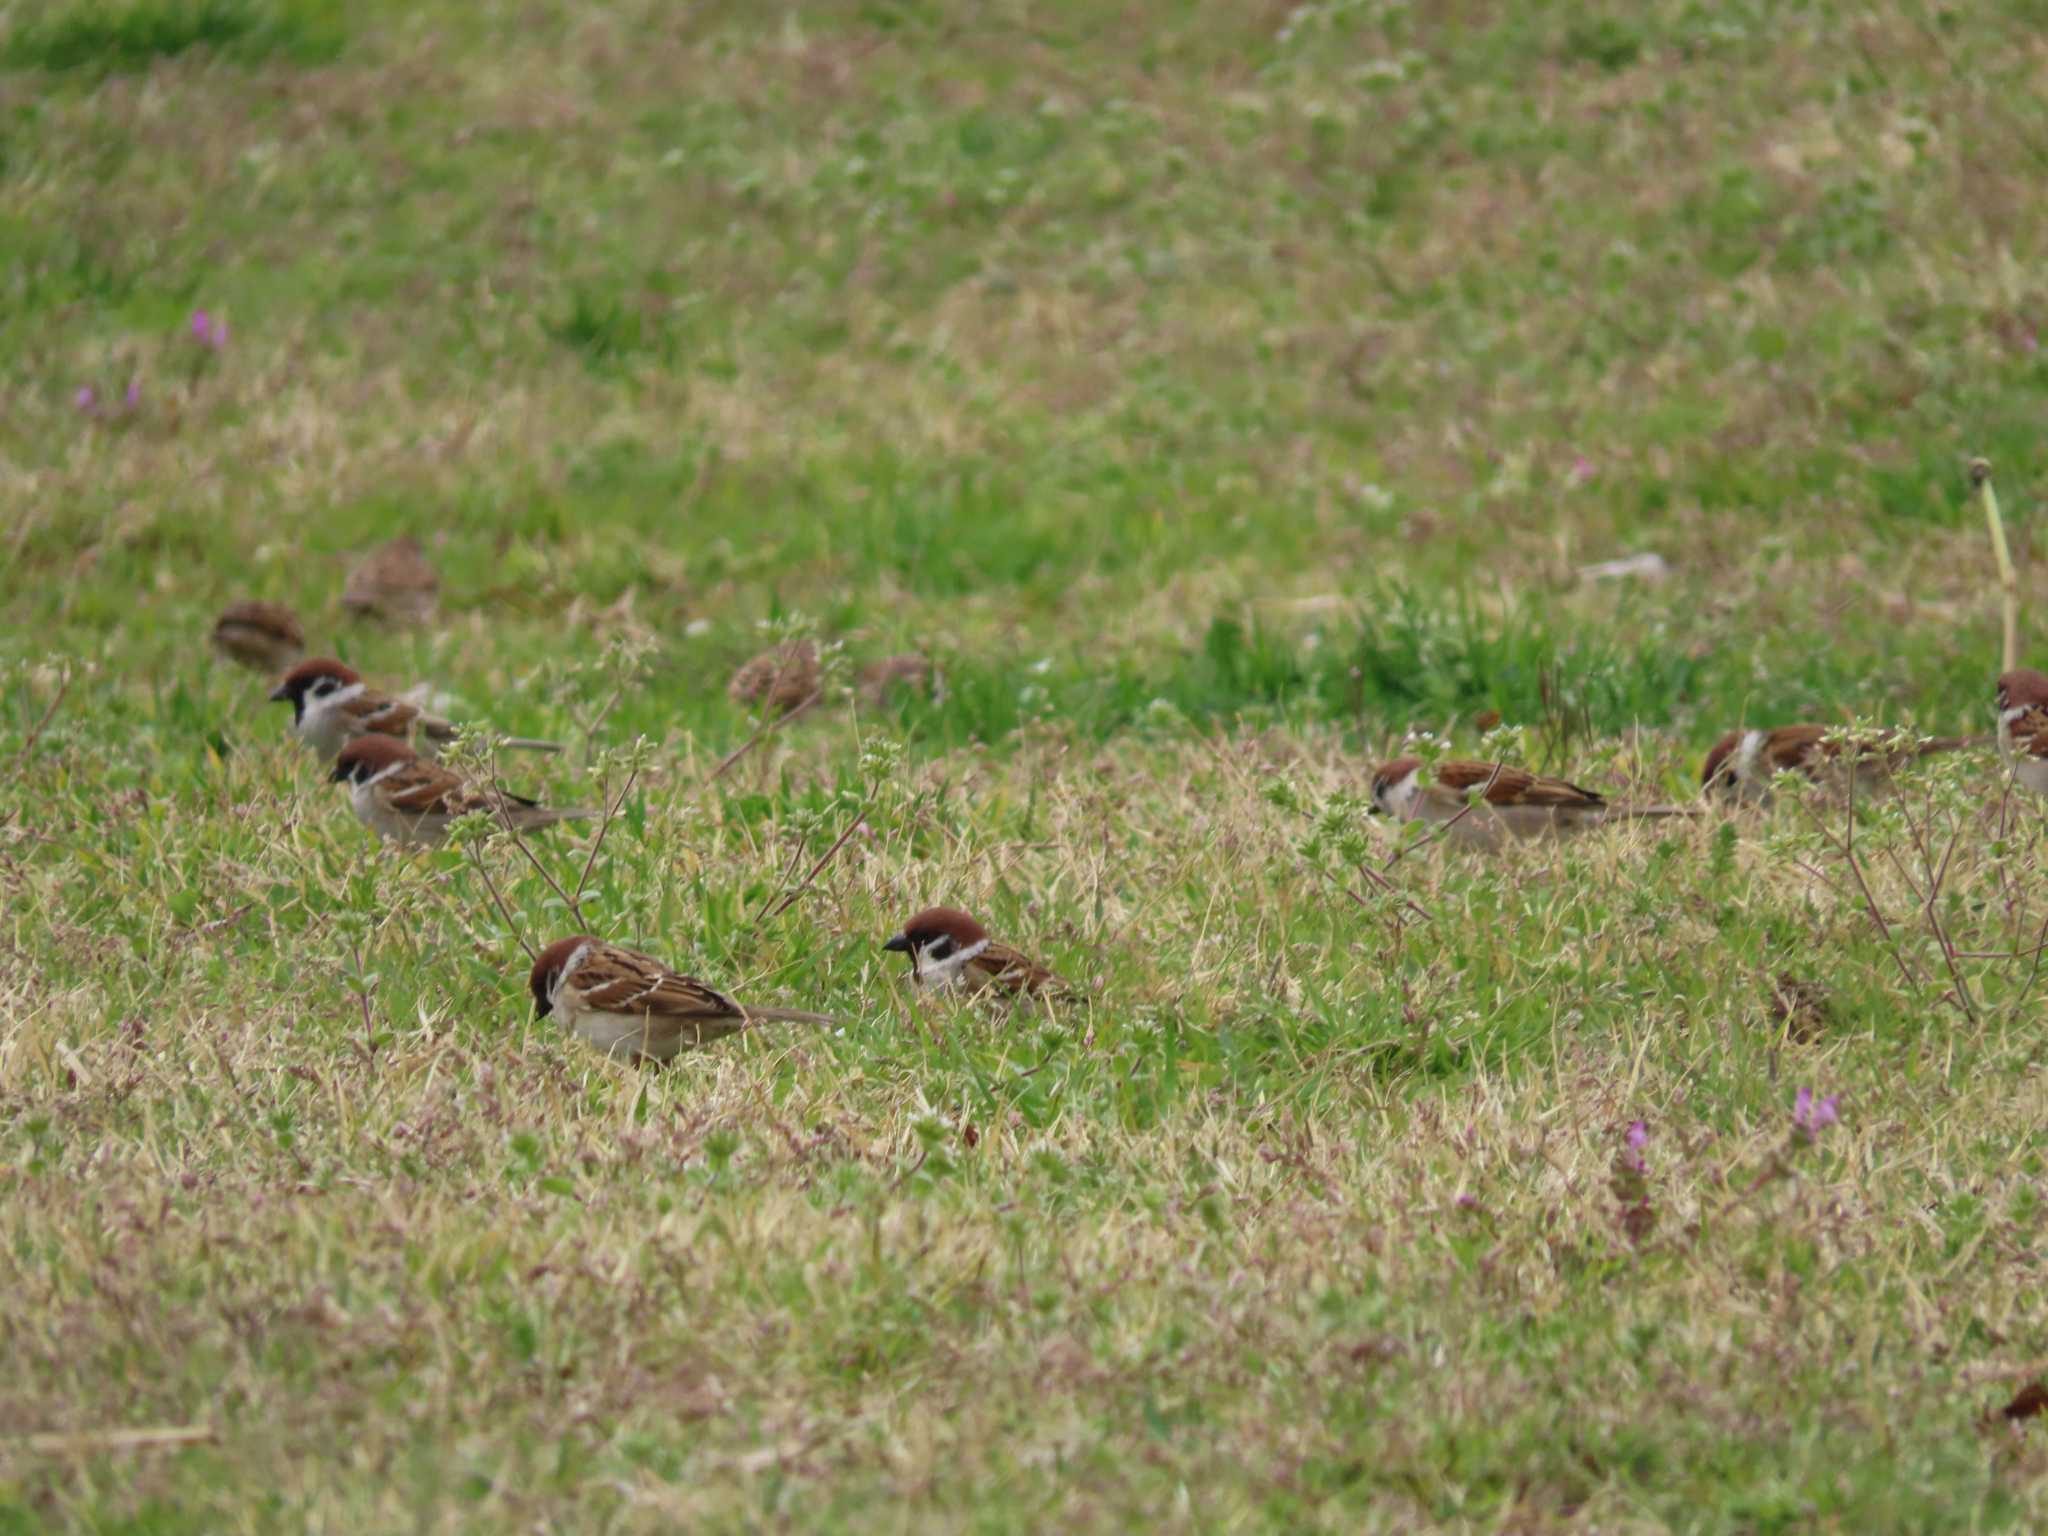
[529,935,597,1017]
[1701,730,1745,789]
[1997,669,2048,711]
[886,906,990,953]
[330,733,417,783]
[1371,756,1424,796]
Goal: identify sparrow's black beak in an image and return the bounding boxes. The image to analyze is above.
[533,997,553,1020]
[882,934,911,953]
[268,682,291,702]
[327,762,349,784]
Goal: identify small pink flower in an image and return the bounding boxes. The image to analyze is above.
[1454,1193,1480,1211]
[1620,1119,1649,1175]
[124,379,141,409]
[74,385,97,413]
[190,309,227,349]
[1792,1087,1840,1142]
[1567,454,1596,485]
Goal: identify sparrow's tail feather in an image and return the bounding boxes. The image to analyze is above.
[738,1006,837,1027]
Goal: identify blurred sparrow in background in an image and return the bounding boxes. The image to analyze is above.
[342,536,439,625]
[210,601,304,674]
[729,639,822,717]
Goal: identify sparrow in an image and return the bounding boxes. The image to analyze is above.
[857,652,936,707]
[729,639,822,717]
[1702,724,1983,805]
[1996,669,2048,795]
[343,536,439,624]
[882,907,1070,999]
[529,935,833,1062]
[210,601,305,674]
[328,736,591,847]
[270,657,561,760]
[1369,757,1693,847]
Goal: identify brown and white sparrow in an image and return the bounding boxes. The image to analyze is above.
[729,639,822,717]
[328,736,591,847]
[882,907,1070,999]
[1369,756,1693,847]
[1996,669,2048,795]
[211,601,306,674]
[529,935,833,1062]
[270,657,560,761]
[1702,724,1982,805]
[342,536,439,625]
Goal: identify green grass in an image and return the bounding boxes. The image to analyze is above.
[5,0,2048,1528]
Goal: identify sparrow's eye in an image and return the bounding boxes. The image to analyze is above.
[311,678,337,697]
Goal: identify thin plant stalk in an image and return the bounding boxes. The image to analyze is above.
[1974,458,2019,672]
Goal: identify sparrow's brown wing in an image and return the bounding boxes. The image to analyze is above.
[567,945,749,1048]
[375,759,475,817]
[2010,706,2048,760]
[336,688,424,741]
[1435,760,1606,810]
[967,941,1070,998]
[1760,725,1832,774]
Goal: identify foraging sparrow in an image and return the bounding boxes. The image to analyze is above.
[211,601,305,674]
[1702,724,1982,805]
[882,907,1069,999]
[1996,669,2048,795]
[328,736,591,847]
[729,639,822,717]
[270,657,560,761]
[858,652,936,707]
[1369,757,1693,847]
[529,935,833,1062]
[342,536,439,624]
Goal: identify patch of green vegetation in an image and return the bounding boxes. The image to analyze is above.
[1,0,343,74]
[4,0,2048,1527]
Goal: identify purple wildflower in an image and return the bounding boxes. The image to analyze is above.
[74,385,97,414]
[1455,1192,1479,1211]
[190,310,228,349]
[1567,454,1596,485]
[124,379,142,409]
[1792,1087,1840,1143]
[1610,1120,1656,1244]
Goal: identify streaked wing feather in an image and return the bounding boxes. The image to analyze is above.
[1435,760,1604,809]
[576,949,742,1019]
[2013,708,2048,759]
[380,763,469,815]
[342,692,420,738]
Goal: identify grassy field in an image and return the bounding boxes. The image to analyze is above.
[6,0,2048,1528]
